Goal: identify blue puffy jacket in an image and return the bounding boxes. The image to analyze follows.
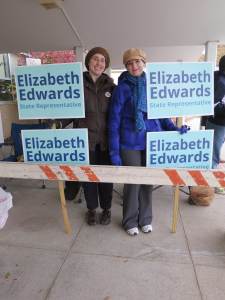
[108,72,177,160]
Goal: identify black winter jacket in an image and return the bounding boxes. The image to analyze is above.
[61,71,115,151]
[208,70,225,126]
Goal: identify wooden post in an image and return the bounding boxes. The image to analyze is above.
[51,121,72,234]
[171,186,180,233]
[58,180,72,234]
[171,117,183,233]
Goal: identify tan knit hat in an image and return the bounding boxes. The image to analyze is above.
[85,47,110,70]
[123,48,147,66]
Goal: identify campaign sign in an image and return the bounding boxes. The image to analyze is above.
[146,130,213,169]
[22,129,89,165]
[146,62,213,119]
[15,62,85,119]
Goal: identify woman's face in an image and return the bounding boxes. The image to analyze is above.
[126,59,145,77]
[88,53,106,78]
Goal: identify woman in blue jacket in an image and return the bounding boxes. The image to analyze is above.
[108,48,188,236]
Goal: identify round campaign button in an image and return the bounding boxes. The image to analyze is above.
[105,92,111,98]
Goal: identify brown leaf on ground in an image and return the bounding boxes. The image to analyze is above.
[4,272,11,279]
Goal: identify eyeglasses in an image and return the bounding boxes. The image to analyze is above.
[126,59,144,67]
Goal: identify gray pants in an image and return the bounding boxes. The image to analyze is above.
[121,149,153,230]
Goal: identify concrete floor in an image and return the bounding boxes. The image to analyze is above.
[0,179,225,300]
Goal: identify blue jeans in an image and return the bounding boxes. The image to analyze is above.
[206,120,225,168]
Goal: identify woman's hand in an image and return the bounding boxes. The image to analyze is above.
[177,125,190,134]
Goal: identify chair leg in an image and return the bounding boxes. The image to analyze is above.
[76,187,82,203]
[41,180,46,189]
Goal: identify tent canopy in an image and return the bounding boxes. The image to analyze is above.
[1,0,224,68]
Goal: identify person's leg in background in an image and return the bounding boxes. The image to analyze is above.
[206,120,225,193]
[64,181,81,201]
[206,121,225,168]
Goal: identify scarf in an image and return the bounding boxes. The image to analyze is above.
[122,71,147,131]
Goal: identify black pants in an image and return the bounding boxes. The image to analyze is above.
[83,144,113,210]
[64,181,81,199]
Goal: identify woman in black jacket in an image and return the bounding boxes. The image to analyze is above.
[206,55,225,194]
[64,47,115,224]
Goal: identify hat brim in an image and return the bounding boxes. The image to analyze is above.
[124,56,146,65]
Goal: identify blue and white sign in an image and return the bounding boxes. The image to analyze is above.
[146,62,214,119]
[22,129,89,165]
[15,62,85,119]
[146,130,213,169]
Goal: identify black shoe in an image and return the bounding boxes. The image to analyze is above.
[86,210,97,225]
[99,209,111,225]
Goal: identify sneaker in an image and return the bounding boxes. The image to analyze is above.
[215,187,225,195]
[86,210,97,225]
[141,224,153,233]
[99,209,111,225]
[126,227,139,236]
